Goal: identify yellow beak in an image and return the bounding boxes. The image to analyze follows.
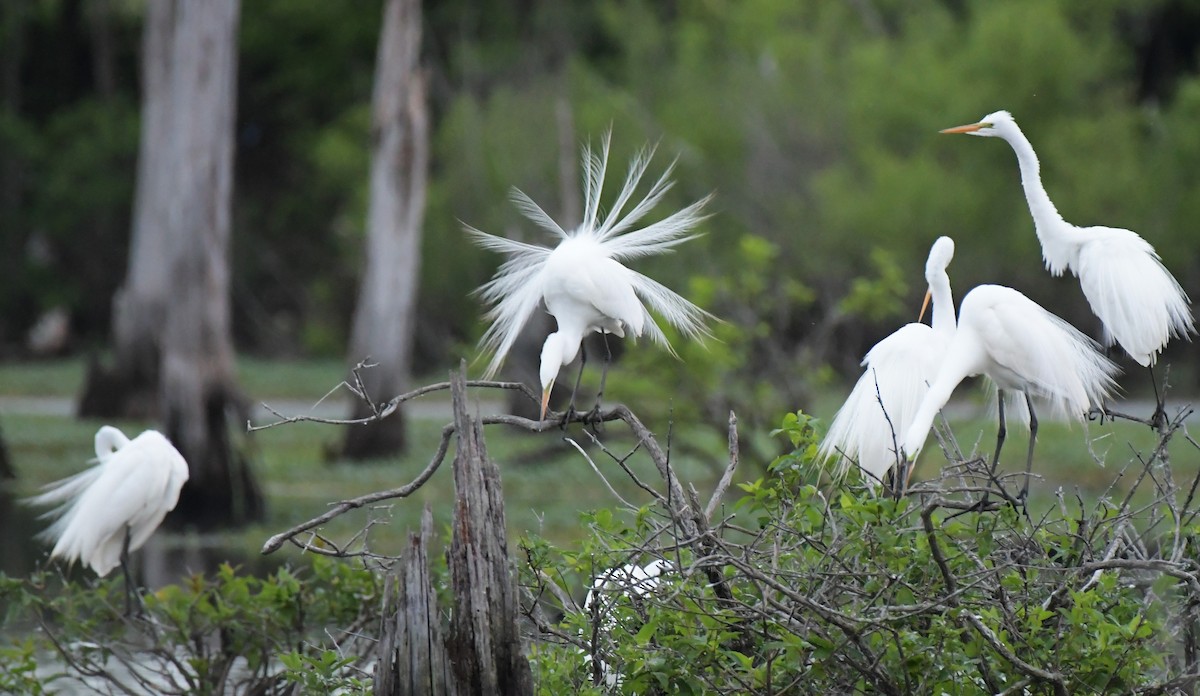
[940,122,984,134]
[540,381,554,421]
[918,289,932,322]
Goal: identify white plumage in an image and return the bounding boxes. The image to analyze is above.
[28,425,189,577]
[583,559,670,689]
[468,133,716,417]
[941,110,1195,367]
[901,284,1121,487]
[819,236,957,483]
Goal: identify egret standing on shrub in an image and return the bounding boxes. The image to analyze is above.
[941,111,1194,419]
[900,284,1120,498]
[468,134,716,420]
[819,236,957,484]
[28,426,189,606]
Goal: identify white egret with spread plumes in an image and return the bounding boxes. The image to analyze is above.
[819,236,957,484]
[900,284,1120,499]
[468,134,716,420]
[941,111,1194,421]
[28,425,189,610]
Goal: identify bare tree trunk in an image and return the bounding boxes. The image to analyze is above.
[80,0,259,526]
[342,0,429,460]
[445,369,533,694]
[157,0,261,528]
[86,0,117,100]
[376,506,456,696]
[78,0,174,418]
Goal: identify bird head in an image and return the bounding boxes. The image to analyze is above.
[538,332,571,420]
[940,110,1015,138]
[94,425,131,461]
[920,236,955,322]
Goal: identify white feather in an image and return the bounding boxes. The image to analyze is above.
[945,109,1195,365]
[819,236,956,483]
[28,427,190,577]
[469,136,714,385]
[820,324,951,482]
[903,284,1121,462]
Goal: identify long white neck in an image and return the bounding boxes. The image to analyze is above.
[997,127,1075,276]
[901,344,971,459]
[928,269,956,337]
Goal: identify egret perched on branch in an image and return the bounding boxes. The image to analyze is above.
[819,236,957,484]
[28,426,189,609]
[468,134,716,420]
[941,111,1194,419]
[900,284,1120,499]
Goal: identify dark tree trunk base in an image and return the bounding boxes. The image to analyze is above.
[77,353,159,419]
[341,407,407,461]
[166,388,264,530]
[0,419,13,480]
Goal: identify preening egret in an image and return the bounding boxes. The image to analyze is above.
[468,134,716,420]
[583,559,670,689]
[28,426,189,607]
[900,284,1120,498]
[941,111,1194,416]
[819,236,957,484]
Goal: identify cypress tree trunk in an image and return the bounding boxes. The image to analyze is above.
[81,0,261,527]
[342,0,429,460]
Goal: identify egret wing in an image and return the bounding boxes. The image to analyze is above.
[1076,227,1194,366]
[972,286,1118,418]
[466,224,552,378]
[819,323,948,482]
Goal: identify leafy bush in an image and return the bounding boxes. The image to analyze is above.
[522,409,1200,694]
[0,558,378,694]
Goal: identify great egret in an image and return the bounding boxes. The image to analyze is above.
[468,134,716,420]
[819,236,957,484]
[900,284,1120,499]
[583,559,670,688]
[28,426,189,607]
[941,111,1194,418]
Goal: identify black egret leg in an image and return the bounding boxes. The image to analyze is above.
[561,343,588,427]
[120,527,135,617]
[585,333,614,425]
[979,389,1008,509]
[1149,364,1167,432]
[1019,392,1038,507]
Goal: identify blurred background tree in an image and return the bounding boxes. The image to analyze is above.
[1,0,1198,448]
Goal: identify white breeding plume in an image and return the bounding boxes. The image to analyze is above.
[28,425,189,577]
[941,110,1194,368]
[468,133,716,418]
[819,236,957,484]
[901,284,1120,498]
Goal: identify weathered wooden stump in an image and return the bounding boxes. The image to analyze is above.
[376,506,455,695]
[375,367,532,695]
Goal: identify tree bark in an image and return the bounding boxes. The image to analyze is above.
[342,0,429,460]
[156,0,261,528]
[78,0,174,418]
[376,506,456,696]
[445,369,534,694]
[78,0,260,526]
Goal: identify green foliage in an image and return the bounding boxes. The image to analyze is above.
[521,410,1197,694]
[0,558,378,693]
